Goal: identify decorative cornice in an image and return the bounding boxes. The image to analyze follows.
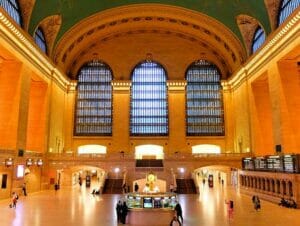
[228,11,300,90]
[111,80,132,91]
[0,10,71,91]
[167,80,187,91]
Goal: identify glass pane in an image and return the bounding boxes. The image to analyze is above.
[0,0,22,25]
[251,26,266,53]
[34,27,47,53]
[278,0,300,25]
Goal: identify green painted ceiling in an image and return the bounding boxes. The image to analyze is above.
[29,0,271,45]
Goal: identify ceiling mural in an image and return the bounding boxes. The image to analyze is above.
[25,1,273,79]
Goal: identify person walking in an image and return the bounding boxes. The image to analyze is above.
[169,215,181,226]
[22,183,27,196]
[134,182,139,193]
[174,202,183,224]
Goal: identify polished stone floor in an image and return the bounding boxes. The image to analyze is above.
[1,183,300,226]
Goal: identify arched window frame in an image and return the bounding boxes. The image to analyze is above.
[34,27,47,54]
[130,60,168,136]
[0,0,22,26]
[74,60,113,136]
[185,60,225,136]
[278,0,300,26]
[251,26,266,54]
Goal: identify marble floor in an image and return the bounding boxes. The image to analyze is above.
[1,183,300,226]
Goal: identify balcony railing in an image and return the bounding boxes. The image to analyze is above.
[46,152,252,161]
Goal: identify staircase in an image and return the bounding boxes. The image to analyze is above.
[102,179,123,194]
[176,179,197,194]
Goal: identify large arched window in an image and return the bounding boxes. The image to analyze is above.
[130,60,168,136]
[0,0,22,25]
[34,27,47,53]
[74,60,113,136]
[186,60,224,136]
[251,26,266,54]
[278,0,300,25]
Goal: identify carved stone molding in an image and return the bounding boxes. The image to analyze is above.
[111,80,131,91]
[236,15,260,56]
[167,80,187,91]
[39,15,62,57]
[19,0,35,31]
[264,0,281,31]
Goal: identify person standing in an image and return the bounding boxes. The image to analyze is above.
[121,201,128,224]
[252,195,261,211]
[134,182,139,193]
[225,199,234,219]
[174,202,183,224]
[22,183,27,196]
[78,176,82,187]
[10,192,18,208]
[116,200,122,223]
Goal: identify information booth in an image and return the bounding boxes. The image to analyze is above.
[126,192,177,225]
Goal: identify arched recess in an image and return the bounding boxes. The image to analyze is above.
[49,165,107,187]
[135,145,164,159]
[36,15,62,56]
[18,0,35,31]
[194,165,238,187]
[236,14,262,56]
[53,4,246,80]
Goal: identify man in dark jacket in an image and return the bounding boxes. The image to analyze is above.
[174,202,183,223]
[116,200,122,223]
[121,201,128,224]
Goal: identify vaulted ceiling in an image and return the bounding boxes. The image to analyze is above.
[25,0,273,79]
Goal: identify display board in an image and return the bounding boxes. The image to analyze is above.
[242,154,300,173]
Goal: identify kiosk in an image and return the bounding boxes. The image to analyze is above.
[126,192,177,225]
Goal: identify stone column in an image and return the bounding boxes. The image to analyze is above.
[167,80,186,155]
[111,80,131,154]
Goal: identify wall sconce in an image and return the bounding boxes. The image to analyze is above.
[5,158,13,167]
[26,158,33,166]
[36,159,43,166]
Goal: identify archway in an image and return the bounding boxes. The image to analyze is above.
[193,165,238,190]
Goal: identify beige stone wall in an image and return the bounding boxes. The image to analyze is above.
[231,81,251,153]
[47,82,67,153]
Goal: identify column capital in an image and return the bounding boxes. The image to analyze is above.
[111,80,132,91]
[167,80,187,91]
